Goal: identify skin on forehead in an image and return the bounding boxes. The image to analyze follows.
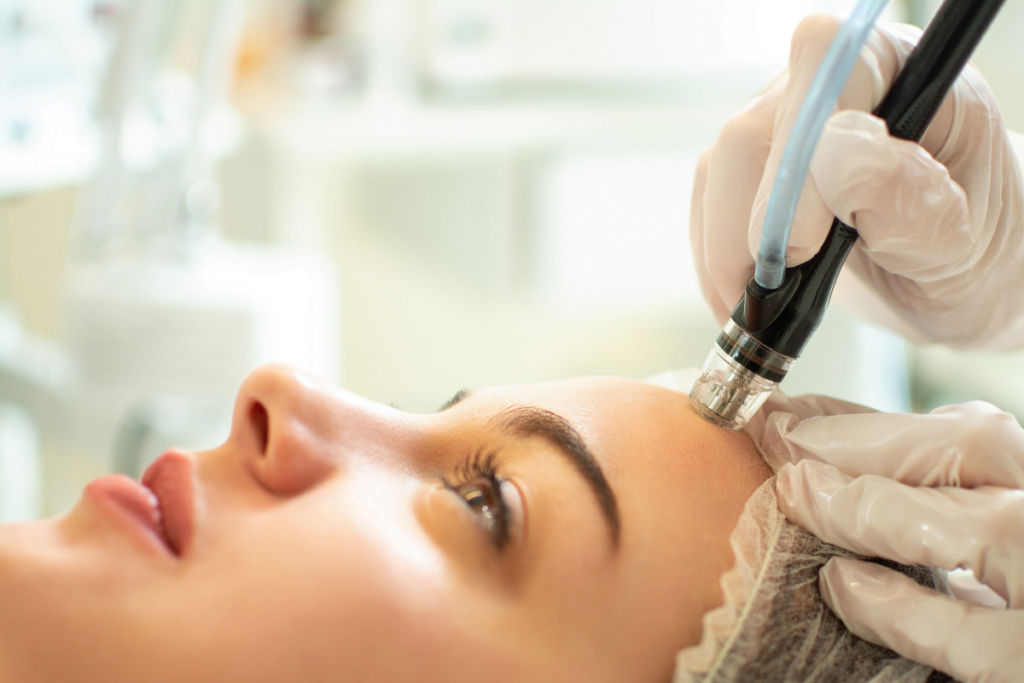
[0,369,769,683]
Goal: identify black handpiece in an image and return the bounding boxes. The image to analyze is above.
[737,0,1005,357]
[690,0,1005,430]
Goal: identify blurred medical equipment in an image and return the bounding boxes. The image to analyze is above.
[0,0,103,198]
[0,0,338,515]
[0,0,102,521]
[0,403,41,521]
[690,0,1006,430]
[746,390,1024,683]
[68,0,338,484]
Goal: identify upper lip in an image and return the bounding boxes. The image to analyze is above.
[142,449,198,557]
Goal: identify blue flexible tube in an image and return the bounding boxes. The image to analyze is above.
[754,0,890,289]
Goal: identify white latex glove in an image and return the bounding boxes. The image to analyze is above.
[691,16,1024,350]
[752,395,1024,683]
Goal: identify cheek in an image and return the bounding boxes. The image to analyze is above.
[169,476,458,675]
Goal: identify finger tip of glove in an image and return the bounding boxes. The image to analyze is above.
[821,555,862,584]
[812,110,896,182]
[783,199,836,263]
[790,15,844,63]
[818,558,843,611]
[760,413,800,471]
[774,463,800,508]
[784,243,818,266]
[819,557,888,619]
[823,557,904,599]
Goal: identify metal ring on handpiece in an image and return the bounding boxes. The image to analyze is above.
[689,321,795,430]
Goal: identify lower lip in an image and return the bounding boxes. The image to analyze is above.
[85,475,173,557]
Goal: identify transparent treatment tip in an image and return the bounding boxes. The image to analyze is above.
[688,320,795,431]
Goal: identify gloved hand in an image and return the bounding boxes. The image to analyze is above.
[691,16,1024,350]
[748,394,1024,683]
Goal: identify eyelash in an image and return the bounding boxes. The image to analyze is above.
[441,449,512,551]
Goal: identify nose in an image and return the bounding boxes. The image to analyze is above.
[231,363,393,495]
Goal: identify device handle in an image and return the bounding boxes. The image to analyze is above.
[877,0,1005,143]
[736,0,1006,357]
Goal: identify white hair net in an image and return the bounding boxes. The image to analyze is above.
[672,479,954,683]
[644,370,956,683]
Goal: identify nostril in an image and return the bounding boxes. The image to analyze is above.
[249,401,269,455]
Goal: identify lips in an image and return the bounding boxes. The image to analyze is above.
[85,449,197,558]
[85,475,171,555]
[142,449,198,557]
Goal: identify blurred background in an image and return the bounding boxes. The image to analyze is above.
[2,0,1024,519]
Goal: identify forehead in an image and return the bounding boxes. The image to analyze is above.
[458,377,688,422]
[455,378,699,461]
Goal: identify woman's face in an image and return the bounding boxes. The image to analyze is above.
[0,365,768,683]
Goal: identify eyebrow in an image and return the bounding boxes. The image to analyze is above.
[491,405,621,548]
[437,388,472,412]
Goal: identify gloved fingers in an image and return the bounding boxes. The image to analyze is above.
[695,16,1024,350]
[699,79,782,312]
[747,17,905,269]
[820,557,1024,683]
[761,400,1024,487]
[929,61,1003,174]
[689,148,732,325]
[776,460,1024,605]
[760,391,877,422]
[743,390,877,456]
[835,58,1021,350]
[809,109,974,282]
[695,17,954,315]
[948,569,1008,610]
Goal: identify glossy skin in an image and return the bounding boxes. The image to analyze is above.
[0,364,769,683]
